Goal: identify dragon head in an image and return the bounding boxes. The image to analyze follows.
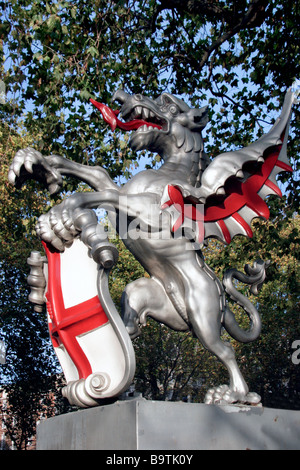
[113,90,208,157]
[91,90,209,159]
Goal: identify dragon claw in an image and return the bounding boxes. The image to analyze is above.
[8,169,16,185]
[8,147,63,194]
[61,208,78,236]
[35,199,81,251]
[24,159,34,174]
[36,212,66,251]
[204,385,261,406]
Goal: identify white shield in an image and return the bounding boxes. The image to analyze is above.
[43,238,135,407]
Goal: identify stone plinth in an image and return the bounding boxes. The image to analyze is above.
[36,396,300,450]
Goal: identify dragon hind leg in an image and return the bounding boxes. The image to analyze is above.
[184,271,261,406]
[203,339,261,405]
[190,315,254,404]
[198,329,261,405]
[121,277,189,339]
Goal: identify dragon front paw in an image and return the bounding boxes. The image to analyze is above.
[36,213,66,251]
[49,206,78,243]
[36,203,80,251]
[8,147,63,194]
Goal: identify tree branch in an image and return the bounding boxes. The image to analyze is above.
[155,0,269,28]
[153,0,269,72]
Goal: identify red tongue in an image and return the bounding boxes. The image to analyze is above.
[90,98,162,132]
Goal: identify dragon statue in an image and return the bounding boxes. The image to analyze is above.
[8,84,298,407]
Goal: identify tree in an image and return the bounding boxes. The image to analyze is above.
[0,117,68,449]
[1,0,299,412]
[1,1,299,190]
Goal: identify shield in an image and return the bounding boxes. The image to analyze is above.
[42,237,135,407]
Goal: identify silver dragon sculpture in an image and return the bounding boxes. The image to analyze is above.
[8,84,298,406]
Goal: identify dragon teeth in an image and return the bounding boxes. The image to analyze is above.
[136,124,158,133]
[142,108,150,119]
[130,106,160,125]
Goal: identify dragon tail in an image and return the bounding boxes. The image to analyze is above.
[222,259,270,343]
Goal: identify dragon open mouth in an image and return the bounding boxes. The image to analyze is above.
[90,99,165,133]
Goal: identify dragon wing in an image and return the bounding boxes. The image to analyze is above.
[162,85,297,245]
[200,86,296,244]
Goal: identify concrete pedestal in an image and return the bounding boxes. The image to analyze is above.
[36,396,300,450]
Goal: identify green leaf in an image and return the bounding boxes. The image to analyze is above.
[86,46,99,57]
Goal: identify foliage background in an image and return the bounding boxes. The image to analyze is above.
[0,0,299,448]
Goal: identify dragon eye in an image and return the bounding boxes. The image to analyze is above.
[169,105,178,115]
[135,94,143,101]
